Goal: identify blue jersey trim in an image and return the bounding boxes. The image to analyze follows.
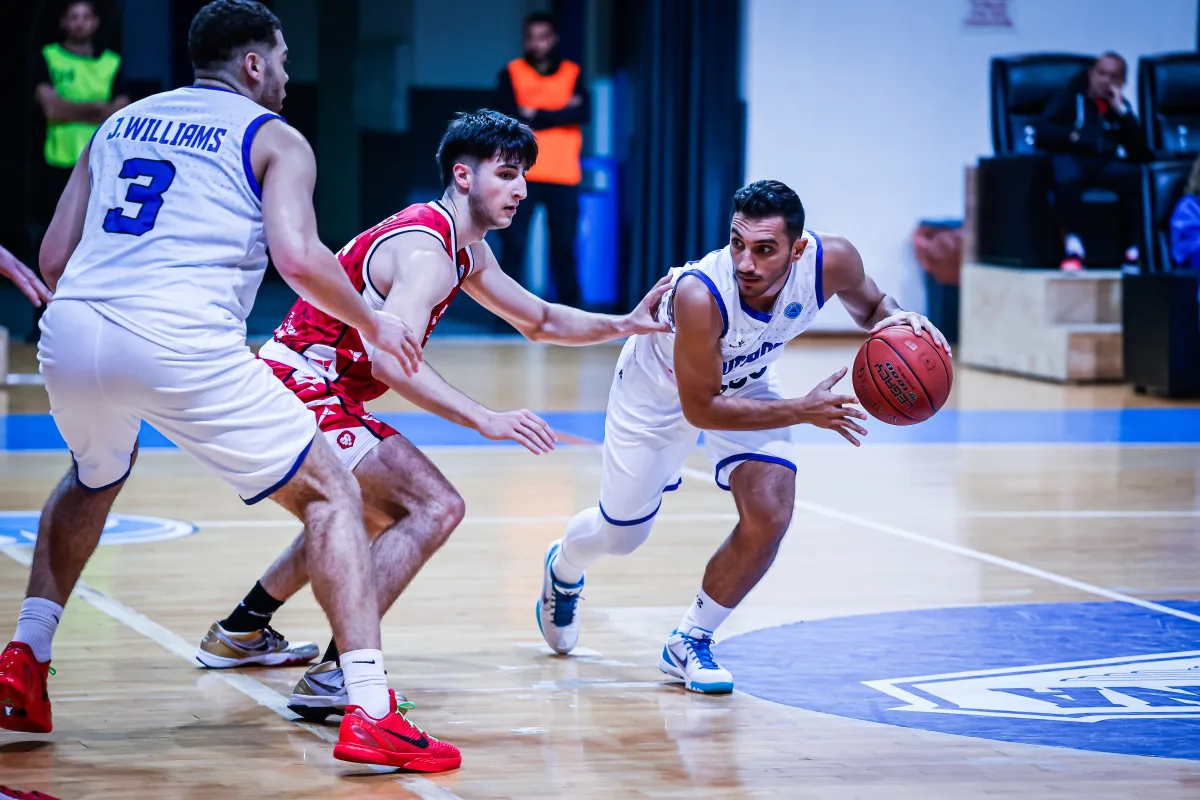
[679,269,729,339]
[809,231,825,309]
[243,113,284,201]
[663,477,682,492]
[600,500,661,527]
[714,453,798,491]
[73,451,134,492]
[242,433,315,505]
[740,296,772,323]
[189,84,242,94]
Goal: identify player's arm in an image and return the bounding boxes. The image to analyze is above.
[0,245,52,307]
[461,241,670,344]
[673,276,868,444]
[256,121,421,375]
[368,238,556,454]
[823,234,951,353]
[39,145,93,291]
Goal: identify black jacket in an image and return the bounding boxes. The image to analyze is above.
[1036,71,1148,161]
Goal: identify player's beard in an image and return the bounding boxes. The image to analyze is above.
[467,188,504,230]
[260,67,286,114]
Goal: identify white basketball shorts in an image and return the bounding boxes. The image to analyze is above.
[38,300,317,503]
[598,338,797,526]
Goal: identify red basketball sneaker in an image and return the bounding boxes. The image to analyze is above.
[333,690,461,773]
[0,642,52,734]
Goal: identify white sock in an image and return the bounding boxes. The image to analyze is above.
[554,508,605,584]
[340,649,390,719]
[13,597,63,663]
[1064,234,1085,258]
[678,588,733,638]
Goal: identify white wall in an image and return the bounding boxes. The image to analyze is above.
[744,0,1197,330]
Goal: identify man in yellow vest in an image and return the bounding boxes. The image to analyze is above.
[32,0,129,230]
[496,12,589,307]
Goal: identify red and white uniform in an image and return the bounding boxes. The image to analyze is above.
[258,200,474,469]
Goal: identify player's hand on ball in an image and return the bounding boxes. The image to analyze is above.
[869,311,952,354]
[365,309,423,377]
[623,275,673,335]
[798,367,869,447]
[478,409,557,454]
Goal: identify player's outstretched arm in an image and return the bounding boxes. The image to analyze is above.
[823,234,951,353]
[368,238,557,455]
[256,121,422,375]
[39,146,92,291]
[461,241,671,345]
[0,246,52,307]
[673,276,868,443]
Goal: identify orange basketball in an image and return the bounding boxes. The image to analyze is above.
[851,326,953,426]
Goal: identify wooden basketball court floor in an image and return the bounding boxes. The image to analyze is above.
[2,337,1200,799]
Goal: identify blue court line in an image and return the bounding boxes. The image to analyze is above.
[3,408,1200,451]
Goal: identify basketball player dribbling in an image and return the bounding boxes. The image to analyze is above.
[537,180,952,693]
[0,0,467,773]
[193,109,673,722]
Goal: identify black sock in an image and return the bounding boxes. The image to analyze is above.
[322,638,340,664]
[220,581,284,632]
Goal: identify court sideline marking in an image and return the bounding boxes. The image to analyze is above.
[0,545,463,800]
[677,466,1200,626]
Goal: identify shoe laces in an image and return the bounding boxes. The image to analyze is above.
[551,581,583,628]
[682,633,719,670]
[394,700,434,740]
[261,625,285,649]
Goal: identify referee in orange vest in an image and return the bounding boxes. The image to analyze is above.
[496,12,589,307]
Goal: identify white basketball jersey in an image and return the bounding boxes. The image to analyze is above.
[53,86,283,354]
[636,232,826,393]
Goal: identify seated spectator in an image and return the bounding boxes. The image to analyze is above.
[1170,157,1200,270]
[1036,52,1148,271]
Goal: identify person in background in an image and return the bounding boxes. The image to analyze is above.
[0,246,53,308]
[1170,156,1200,270]
[33,0,130,237]
[1036,51,1147,272]
[495,12,589,307]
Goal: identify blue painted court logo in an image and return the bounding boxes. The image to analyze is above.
[784,302,803,319]
[719,601,1200,760]
[0,512,197,548]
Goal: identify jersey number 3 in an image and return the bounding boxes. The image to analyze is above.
[102,158,177,236]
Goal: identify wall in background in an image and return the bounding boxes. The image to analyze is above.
[743,0,1197,330]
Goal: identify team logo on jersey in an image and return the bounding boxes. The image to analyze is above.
[337,431,356,449]
[0,512,196,548]
[785,302,803,319]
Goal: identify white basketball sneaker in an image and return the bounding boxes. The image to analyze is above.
[536,539,583,654]
[659,626,734,694]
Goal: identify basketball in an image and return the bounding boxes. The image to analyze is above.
[852,326,953,426]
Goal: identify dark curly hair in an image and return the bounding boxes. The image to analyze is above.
[436,109,538,189]
[188,0,280,72]
[732,180,806,240]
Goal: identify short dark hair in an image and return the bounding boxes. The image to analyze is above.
[1095,51,1128,80]
[435,109,538,189]
[63,0,97,16]
[188,0,280,72]
[523,12,557,31]
[732,180,806,240]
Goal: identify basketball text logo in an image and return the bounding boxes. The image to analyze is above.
[873,361,918,412]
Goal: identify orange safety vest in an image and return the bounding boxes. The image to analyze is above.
[507,58,583,186]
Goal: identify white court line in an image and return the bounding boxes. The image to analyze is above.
[0,545,462,799]
[678,467,1200,626]
[963,509,1200,519]
[194,511,739,529]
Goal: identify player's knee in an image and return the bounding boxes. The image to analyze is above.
[428,489,466,546]
[605,518,654,556]
[739,501,793,544]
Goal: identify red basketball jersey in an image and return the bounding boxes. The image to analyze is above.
[271,200,474,402]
